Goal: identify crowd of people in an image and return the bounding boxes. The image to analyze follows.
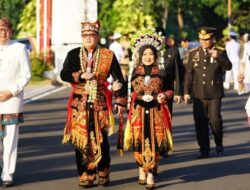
[0,16,249,189]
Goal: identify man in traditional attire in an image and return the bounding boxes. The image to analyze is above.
[184,27,232,159]
[0,17,31,187]
[60,20,127,188]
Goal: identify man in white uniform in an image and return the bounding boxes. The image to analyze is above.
[224,31,240,90]
[0,17,31,187]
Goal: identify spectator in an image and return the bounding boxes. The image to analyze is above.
[224,31,240,90]
[0,17,31,188]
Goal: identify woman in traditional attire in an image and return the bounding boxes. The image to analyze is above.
[60,20,127,188]
[124,33,173,189]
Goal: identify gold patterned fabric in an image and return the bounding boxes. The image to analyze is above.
[62,48,115,169]
[125,65,173,172]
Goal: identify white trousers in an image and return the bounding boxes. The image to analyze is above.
[224,62,240,90]
[0,124,19,181]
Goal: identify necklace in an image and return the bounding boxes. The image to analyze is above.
[79,45,100,74]
[79,45,101,102]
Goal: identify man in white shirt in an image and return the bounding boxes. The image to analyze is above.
[108,33,126,83]
[109,33,125,63]
[0,17,31,188]
[224,31,240,90]
[241,34,250,83]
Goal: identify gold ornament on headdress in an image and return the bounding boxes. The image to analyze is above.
[81,20,100,33]
[130,31,165,68]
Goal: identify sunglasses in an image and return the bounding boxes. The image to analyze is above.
[82,33,97,38]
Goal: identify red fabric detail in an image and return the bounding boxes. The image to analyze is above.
[104,82,113,112]
[161,104,172,133]
[127,92,137,122]
[65,90,74,135]
[165,90,174,99]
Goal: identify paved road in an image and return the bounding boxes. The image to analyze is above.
[7,87,250,190]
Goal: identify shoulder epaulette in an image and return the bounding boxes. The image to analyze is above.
[189,47,199,53]
[215,46,225,51]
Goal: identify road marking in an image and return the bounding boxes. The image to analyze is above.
[24,86,68,104]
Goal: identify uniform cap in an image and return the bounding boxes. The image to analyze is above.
[198,27,216,40]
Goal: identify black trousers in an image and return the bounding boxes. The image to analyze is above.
[193,98,223,153]
[75,129,110,177]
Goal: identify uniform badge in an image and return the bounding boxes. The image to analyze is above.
[193,63,198,68]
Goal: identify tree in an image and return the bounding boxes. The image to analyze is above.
[201,0,250,32]
[98,0,155,37]
[0,0,30,37]
[98,0,249,40]
[17,0,36,38]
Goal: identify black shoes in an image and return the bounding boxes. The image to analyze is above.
[216,146,224,156]
[197,146,224,159]
[2,181,14,188]
[197,152,209,159]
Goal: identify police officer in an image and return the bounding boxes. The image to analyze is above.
[184,27,232,159]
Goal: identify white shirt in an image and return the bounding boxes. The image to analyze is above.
[0,41,31,114]
[226,39,240,64]
[238,83,250,116]
[242,41,250,82]
[109,41,124,63]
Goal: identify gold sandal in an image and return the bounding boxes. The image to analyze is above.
[98,176,110,186]
[79,180,94,188]
[138,178,146,185]
[146,183,155,189]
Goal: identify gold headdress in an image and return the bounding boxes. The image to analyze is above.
[130,30,165,68]
[81,20,100,33]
